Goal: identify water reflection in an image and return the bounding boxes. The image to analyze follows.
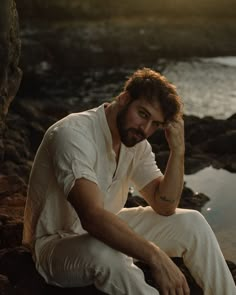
[185,166,236,263]
[163,57,236,119]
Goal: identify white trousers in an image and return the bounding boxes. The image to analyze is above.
[36,207,236,295]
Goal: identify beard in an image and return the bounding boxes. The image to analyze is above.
[116,105,146,147]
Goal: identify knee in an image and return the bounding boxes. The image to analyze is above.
[83,235,127,270]
[175,209,211,235]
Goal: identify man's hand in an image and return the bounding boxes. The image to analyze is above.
[150,247,190,295]
[165,118,185,156]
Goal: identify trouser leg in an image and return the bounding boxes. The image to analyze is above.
[118,206,236,295]
[37,234,159,295]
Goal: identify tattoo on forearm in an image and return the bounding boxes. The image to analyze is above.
[160,196,176,204]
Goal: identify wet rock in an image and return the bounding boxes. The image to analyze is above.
[180,186,210,211]
[184,155,212,174]
[202,130,236,154]
[212,154,236,172]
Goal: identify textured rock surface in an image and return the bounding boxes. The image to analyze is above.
[0,0,22,167]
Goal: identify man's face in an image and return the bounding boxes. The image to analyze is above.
[116,97,165,147]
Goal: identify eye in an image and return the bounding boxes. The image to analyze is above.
[138,110,148,119]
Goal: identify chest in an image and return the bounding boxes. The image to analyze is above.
[95,144,133,192]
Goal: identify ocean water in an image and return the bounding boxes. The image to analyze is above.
[163,56,236,119]
[185,167,236,263]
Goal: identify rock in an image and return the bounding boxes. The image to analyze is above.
[180,186,210,211]
[0,274,12,295]
[184,155,211,174]
[0,0,23,190]
[0,175,26,200]
[125,194,148,208]
[0,0,22,125]
[202,130,236,154]
[0,175,26,249]
[0,223,23,249]
[154,150,169,173]
[212,154,236,172]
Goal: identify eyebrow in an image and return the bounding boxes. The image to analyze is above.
[140,106,166,126]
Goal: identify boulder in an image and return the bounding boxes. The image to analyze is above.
[0,0,22,125]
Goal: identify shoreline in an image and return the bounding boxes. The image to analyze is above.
[19,17,236,73]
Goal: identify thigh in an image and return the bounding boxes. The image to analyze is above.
[37,233,124,288]
[118,206,205,256]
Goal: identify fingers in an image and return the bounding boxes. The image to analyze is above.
[164,119,185,154]
[157,272,190,295]
[153,272,190,295]
[151,249,190,295]
[166,119,184,131]
[182,278,190,295]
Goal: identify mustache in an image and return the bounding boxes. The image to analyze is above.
[128,128,146,139]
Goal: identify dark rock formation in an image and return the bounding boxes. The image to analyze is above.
[0,0,22,169]
[0,0,22,121]
[149,114,236,174]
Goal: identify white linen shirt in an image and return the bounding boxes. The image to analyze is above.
[23,103,163,255]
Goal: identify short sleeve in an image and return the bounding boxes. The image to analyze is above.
[130,141,163,191]
[47,126,98,197]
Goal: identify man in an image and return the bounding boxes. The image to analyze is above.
[23,68,236,295]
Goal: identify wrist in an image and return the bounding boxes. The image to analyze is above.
[170,148,185,157]
[146,242,162,267]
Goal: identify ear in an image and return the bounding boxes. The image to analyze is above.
[117,91,131,107]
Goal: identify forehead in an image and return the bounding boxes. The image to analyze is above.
[130,97,165,122]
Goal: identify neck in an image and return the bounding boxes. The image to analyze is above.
[105,101,121,152]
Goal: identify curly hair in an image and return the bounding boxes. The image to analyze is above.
[124,68,183,122]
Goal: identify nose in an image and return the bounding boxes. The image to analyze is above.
[140,120,152,136]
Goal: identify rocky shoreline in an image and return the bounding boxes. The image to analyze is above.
[0,1,236,293]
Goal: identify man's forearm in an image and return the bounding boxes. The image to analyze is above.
[82,207,160,266]
[156,151,184,215]
[69,178,161,268]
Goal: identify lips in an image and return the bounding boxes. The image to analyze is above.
[130,129,145,141]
